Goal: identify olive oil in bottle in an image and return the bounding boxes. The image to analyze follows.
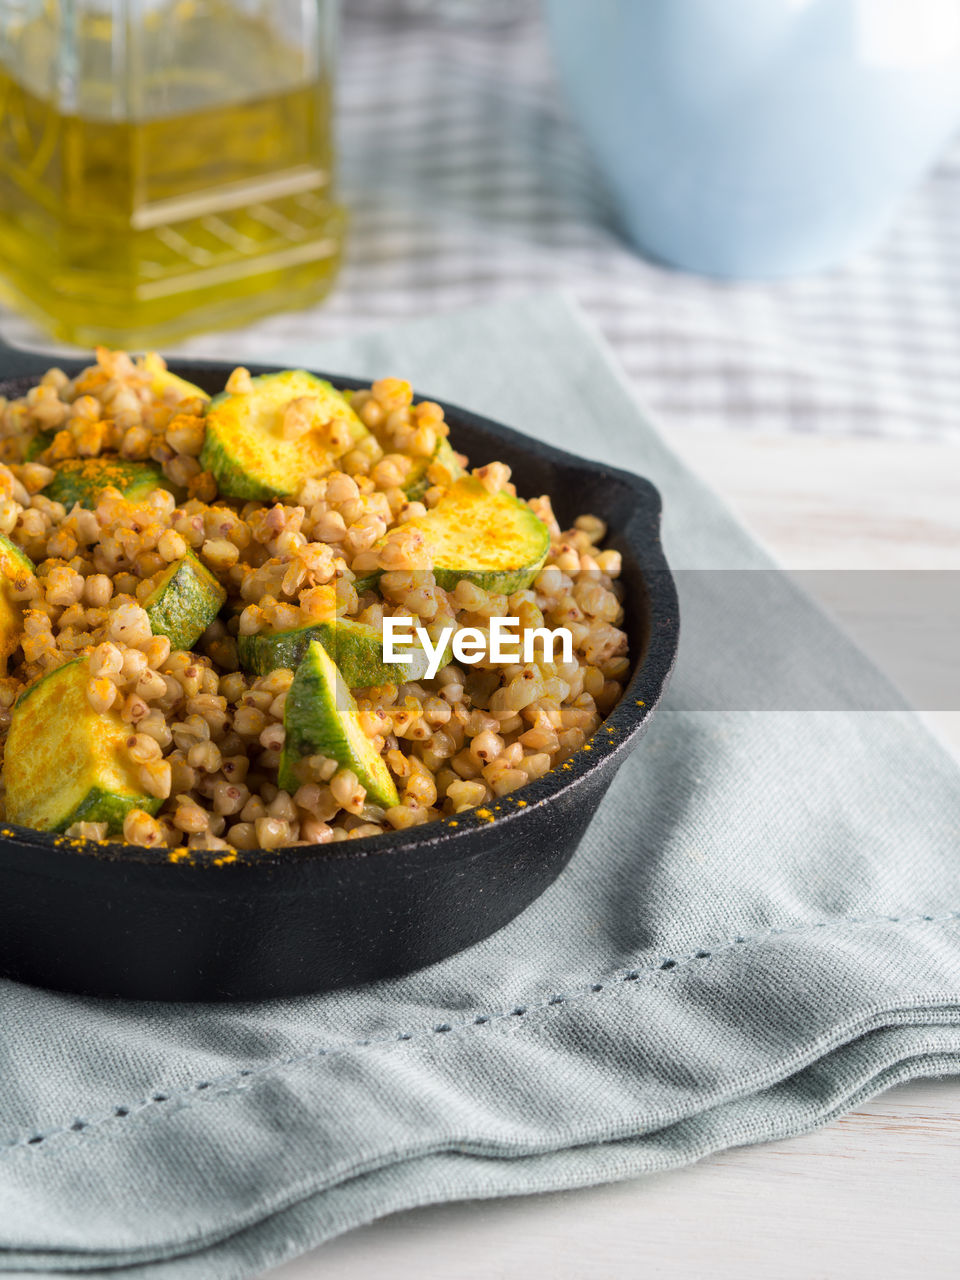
[0,1,344,347]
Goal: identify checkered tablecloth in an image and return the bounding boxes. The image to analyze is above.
[5,0,959,440]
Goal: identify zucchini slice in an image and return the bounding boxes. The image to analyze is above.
[143,551,226,650]
[390,476,549,593]
[44,457,171,508]
[403,436,463,502]
[279,641,399,808]
[0,535,36,674]
[138,353,209,405]
[4,658,162,834]
[200,370,369,501]
[237,616,448,686]
[325,616,450,686]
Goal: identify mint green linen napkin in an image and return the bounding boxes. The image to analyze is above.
[2,294,960,1278]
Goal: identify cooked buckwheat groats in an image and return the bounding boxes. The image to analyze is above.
[0,350,628,853]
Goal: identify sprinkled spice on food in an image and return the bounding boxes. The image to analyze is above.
[0,349,628,852]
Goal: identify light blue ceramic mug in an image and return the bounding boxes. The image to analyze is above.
[544,0,960,277]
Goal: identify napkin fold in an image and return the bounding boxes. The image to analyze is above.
[2,295,960,1279]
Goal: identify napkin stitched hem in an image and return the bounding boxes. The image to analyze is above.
[4,907,960,1158]
[7,1025,960,1272]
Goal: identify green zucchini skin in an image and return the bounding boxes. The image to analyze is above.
[43,458,171,508]
[431,563,547,595]
[5,658,161,834]
[54,786,162,834]
[143,552,227,650]
[237,617,448,687]
[236,624,326,678]
[24,430,56,461]
[279,641,399,808]
[200,370,369,501]
[351,572,381,596]
[0,533,36,581]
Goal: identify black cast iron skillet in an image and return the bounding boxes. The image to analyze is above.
[0,339,679,1001]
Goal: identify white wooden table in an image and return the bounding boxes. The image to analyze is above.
[266,429,960,1280]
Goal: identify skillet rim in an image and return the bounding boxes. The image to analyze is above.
[0,360,679,874]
